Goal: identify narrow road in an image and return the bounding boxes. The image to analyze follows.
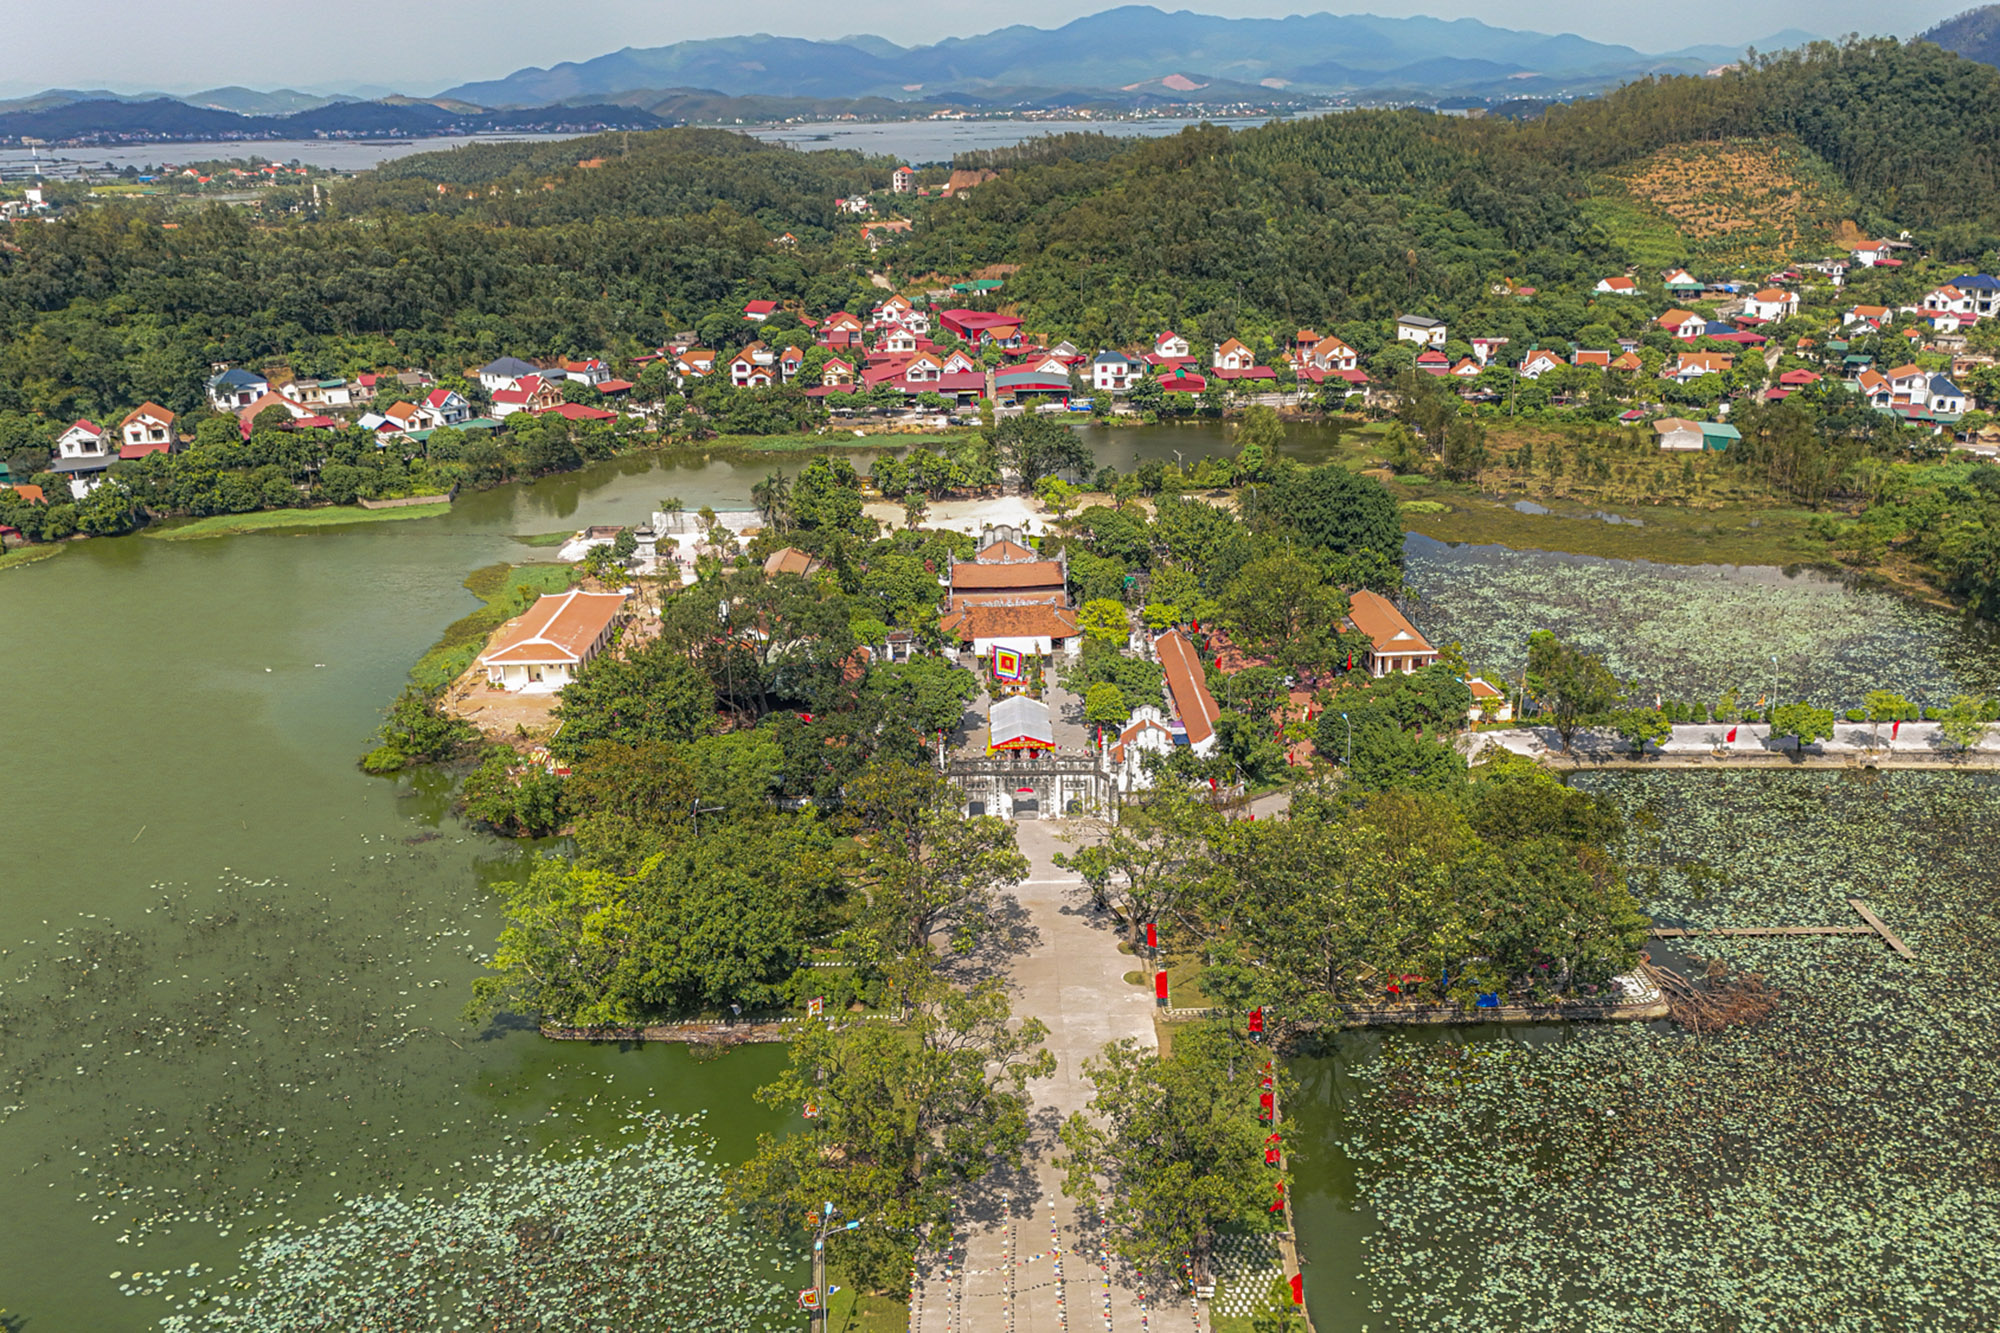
[911,819,1189,1332]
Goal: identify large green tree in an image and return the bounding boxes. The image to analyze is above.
[734,966,1054,1291]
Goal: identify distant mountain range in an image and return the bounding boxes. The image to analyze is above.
[1921,6,2000,65]
[0,6,1833,145]
[0,98,666,146]
[440,7,1822,107]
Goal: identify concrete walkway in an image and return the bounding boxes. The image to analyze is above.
[912,819,1193,1333]
[1472,720,2000,768]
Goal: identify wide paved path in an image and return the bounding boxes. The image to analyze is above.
[911,820,1201,1333]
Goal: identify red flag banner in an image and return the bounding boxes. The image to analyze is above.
[1145,921,1157,950]
[1248,1007,1264,1034]
[1259,1092,1275,1112]
[1726,726,1738,743]
[1290,1274,1304,1304]
[1892,720,1901,740]
[1154,971,1169,1001]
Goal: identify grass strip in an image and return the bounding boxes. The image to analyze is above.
[412,562,578,690]
[144,503,449,541]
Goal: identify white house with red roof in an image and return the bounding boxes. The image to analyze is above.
[56,419,107,461]
[1518,349,1564,379]
[1742,288,1799,321]
[1300,335,1358,373]
[1668,352,1735,382]
[1658,309,1707,339]
[674,349,716,380]
[1449,357,1482,378]
[819,311,865,347]
[120,403,176,451]
[559,357,610,386]
[491,376,563,417]
[938,309,1023,351]
[742,299,779,322]
[1470,336,1509,365]
[1211,338,1257,372]
[478,589,629,692]
[820,358,856,388]
[730,348,776,388]
[1152,331,1192,362]
[420,388,470,427]
[1415,349,1450,375]
[1852,239,1899,267]
[1842,304,1890,329]
[877,326,923,355]
[1594,275,1639,295]
[1923,285,1976,318]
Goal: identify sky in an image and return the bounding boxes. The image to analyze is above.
[0,0,1972,99]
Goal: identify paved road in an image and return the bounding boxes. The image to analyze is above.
[912,819,1194,1333]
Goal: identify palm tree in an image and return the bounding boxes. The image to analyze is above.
[751,470,792,532]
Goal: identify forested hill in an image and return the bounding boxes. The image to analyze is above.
[3,36,2000,424]
[1920,6,2000,67]
[896,37,2000,346]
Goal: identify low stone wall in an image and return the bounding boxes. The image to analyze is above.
[357,493,452,510]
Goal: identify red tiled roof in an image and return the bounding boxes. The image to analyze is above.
[1155,629,1219,747]
[481,590,627,667]
[1344,589,1434,658]
[951,560,1065,591]
[939,603,1079,641]
[535,402,618,421]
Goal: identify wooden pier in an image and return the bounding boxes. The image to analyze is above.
[1649,899,1915,959]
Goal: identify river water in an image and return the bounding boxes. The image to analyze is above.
[7,424,1998,1329]
[0,113,1276,178]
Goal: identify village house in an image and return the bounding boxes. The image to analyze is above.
[820,358,856,388]
[207,367,269,411]
[742,300,779,323]
[477,357,541,394]
[819,311,866,348]
[478,589,629,692]
[559,358,611,386]
[1210,338,1260,374]
[891,166,915,193]
[938,309,1024,351]
[120,402,176,452]
[1091,350,1142,393]
[420,388,471,427]
[51,418,115,496]
[1448,357,1482,379]
[834,196,873,215]
[1661,268,1703,295]
[1742,288,1799,321]
[1150,331,1193,365]
[490,375,564,418]
[1469,336,1509,366]
[1928,375,1968,416]
[1653,418,1705,451]
[1343,589,1438,677]
[1843,304,1890,330]
[1658,309,1708,339]
[279,378,353,409]
[1594,275,1639,296]
[1948,274,2000,318]
[1518,349,1564,379]
[1669,352,1735,382]
[674,348,716,381]
[1395,314,1447,348]
[1573,349,1612,369]
[1852,239,1901,268]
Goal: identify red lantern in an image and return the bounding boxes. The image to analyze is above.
[1248,1006,1264,1034]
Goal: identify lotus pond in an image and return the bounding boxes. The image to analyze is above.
[1287,768,2000,1332]
[1405,535,2000,706]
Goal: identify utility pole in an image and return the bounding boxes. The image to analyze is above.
[1340,711,1351,769]
[810,1201,863,1323]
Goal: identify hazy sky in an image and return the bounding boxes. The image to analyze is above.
[0,0,1970,99]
